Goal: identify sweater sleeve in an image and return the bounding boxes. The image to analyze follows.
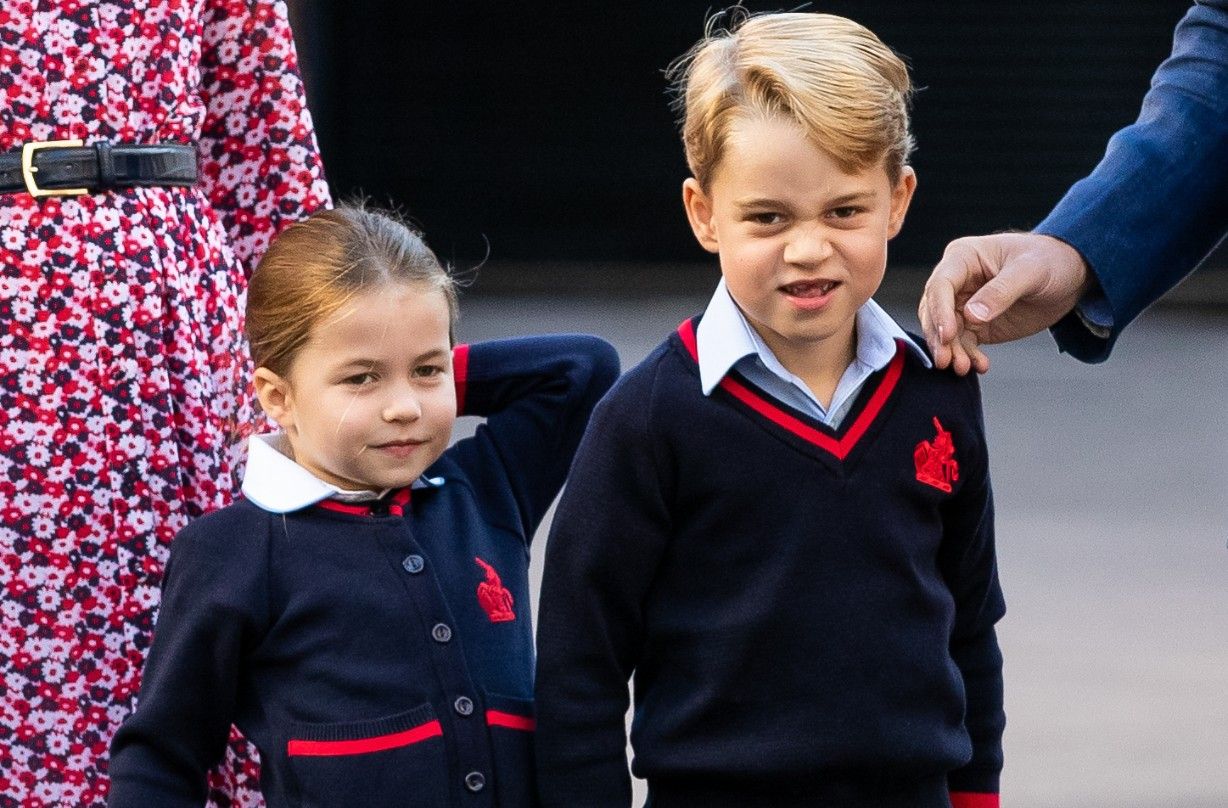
[448,334,620,542]
[940,375,1007,803]
[1037,0,1228,362]
[107,513,270,808]
[534,362,673,808]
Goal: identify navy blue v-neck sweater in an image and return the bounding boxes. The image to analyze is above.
[107,335,619,808]
[535,319,1006,808]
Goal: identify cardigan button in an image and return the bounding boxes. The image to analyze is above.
[464,771,486,793]
[402,554,425,574]
[453,696,474,716]
[431,623,453,643]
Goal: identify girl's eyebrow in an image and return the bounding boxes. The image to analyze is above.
[415,348,450,362]
[332,358,382,373]
[334,347,449,369]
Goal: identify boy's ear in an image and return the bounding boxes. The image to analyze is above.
[682,178,720,254]
[253,367,296,432]
[886,166,917,239]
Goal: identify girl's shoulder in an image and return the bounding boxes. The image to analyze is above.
[169,497,277,562]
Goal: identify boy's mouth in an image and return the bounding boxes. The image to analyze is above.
[780,279,839,298]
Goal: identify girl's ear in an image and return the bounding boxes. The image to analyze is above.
[254,367,295,432]
[682,177,720,254]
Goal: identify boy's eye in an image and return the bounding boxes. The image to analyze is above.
[747,212,784,226]
[829,206,862,219]
[413,364,445,378]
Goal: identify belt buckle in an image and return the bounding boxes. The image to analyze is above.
[21,139,88,198]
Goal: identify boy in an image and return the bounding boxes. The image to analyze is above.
[535,11,1005,808]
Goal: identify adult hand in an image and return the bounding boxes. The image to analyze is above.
[918,233,1093,374]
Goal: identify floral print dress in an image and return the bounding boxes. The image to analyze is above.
[0,1,330,805]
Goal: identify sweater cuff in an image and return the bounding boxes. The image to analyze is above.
[453,343,470,415]
[950,792,999,808]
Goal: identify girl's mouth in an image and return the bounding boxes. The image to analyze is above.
[372,439,424,458]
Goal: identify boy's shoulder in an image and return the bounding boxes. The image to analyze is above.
[899,329,984,397]
[600,321,701,410]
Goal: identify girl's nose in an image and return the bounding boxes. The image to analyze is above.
[382,389,423,423]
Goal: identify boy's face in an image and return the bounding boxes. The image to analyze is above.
[254,282,457,492]
[683,115,916,370]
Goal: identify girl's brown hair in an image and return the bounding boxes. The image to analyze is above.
[246,203,458,376]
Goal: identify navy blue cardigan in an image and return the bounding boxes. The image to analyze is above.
[107,335,619,808]
[535,319,1005,808]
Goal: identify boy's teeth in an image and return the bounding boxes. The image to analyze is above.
[785,281,835,295]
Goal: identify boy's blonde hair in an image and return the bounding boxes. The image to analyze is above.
[668,10,914,187]
[247,203,458,377]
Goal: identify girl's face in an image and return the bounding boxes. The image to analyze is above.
[255,282,457,492]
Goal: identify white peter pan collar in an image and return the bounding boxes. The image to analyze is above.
[240,432,444,514]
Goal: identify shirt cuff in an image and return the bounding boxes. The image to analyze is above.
[1074,285,1114,340]
[950,792,1000,808]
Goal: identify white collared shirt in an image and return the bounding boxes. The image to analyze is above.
[240,432,444,514]
[695,279,931,428]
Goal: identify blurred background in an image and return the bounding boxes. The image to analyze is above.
[286,2,1226,806]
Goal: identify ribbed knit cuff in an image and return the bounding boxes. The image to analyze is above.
[453,343,470,414]
[950,791,999,808]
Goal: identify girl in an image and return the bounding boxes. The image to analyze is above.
[106,204,619,808]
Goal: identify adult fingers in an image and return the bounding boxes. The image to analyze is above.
[961,327,990,374]
[919,246,968,352]
[963,259,1042,327]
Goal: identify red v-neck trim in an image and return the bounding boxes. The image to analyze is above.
[676,318,905,461]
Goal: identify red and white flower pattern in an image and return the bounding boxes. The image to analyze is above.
[0,1,330,805]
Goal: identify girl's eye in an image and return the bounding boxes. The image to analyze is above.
[414,365,445,378]
[343,372,377,385]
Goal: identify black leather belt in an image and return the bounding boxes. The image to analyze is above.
[0,140,198,198]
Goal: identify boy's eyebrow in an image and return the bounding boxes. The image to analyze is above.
[826,191,877,206]
[733,190,877,208]
[733,196,788,209]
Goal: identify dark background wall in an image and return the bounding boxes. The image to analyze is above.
[290,1,1204,271]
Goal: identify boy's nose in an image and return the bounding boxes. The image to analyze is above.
[783,223,833,266]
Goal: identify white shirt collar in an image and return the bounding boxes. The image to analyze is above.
[694,278,931,396]
[240,432,444,514]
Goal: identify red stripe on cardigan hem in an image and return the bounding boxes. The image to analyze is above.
[675,319,904,460]
[453,343,470,415]
[286,719,443,756]
[949,792,999,808]
[485,710,535,731]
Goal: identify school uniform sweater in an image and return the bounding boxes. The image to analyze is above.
[107,335,619,808]
[535,318,1006,808]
